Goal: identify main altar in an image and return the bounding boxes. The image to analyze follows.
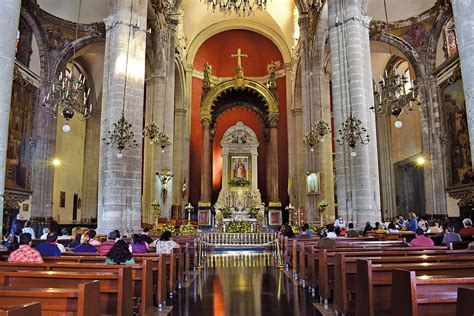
[214,122,265,231]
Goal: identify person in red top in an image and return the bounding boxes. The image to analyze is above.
[459,218,474,236]
[98,230,119,255]
[8,233,43,263]
[410,228,435,248]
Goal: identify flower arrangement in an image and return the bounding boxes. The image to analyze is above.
[318,200,328,212]
[151,200,161,219]
[229,178,250,186]
[247,206,259,219]
[179,223,194,236]
[226,220,252,233]
[162,222,175,234]
[219,207,233,219]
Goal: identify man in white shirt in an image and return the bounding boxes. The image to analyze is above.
[40,228,49,239]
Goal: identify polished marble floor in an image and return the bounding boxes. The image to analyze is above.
[168,252,320,316]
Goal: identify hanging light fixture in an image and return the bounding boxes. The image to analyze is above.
[371,0,419,129]
[304,67,331,152]
[335,5,370,157]
[203,0,267,16]
[42,0,91,133]
[102,0,138,158]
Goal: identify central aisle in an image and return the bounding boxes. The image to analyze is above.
[168,252,319,316]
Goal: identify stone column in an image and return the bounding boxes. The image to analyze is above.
[0,0,21,235]
[268,116,280,206]
[417,76,447,214]
[452,0,474,167]
[199,118,212,206]
[155,18,177,219]
[328,0,381,226]
[97,0,147,234]
[222,150,229,191]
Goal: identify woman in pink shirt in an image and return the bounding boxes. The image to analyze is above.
[410,228,434,248]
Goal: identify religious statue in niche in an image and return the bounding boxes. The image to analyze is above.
[442,71,474,186]
[157,169,173,204]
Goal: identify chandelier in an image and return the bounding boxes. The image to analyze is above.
[304,69,331,152]
[42,0,91,133]
[336,113,370,157]
[203,0,267,16]
[371,0,419,129]
[372,67,418,128]
[103,0,138,158]
[103,115,138,158]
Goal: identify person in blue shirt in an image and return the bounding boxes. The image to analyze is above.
[406,212,418,232]
[303,223,313,236]
[36,231,61,257]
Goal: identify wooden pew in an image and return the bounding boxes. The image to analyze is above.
[457,287,474,316]
[316,246,454,303]
[0,281,100,316]
[357,260,474,316]
[0,303,41,316]
[0,269,133,316]
[0,261,155,314]
[334,252,474,316]
[392,269,474,316]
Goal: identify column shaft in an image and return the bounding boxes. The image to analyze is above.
[268,126,280,204]
[97,0,147,234]
[200,120,212,203]
[0,0,21,235]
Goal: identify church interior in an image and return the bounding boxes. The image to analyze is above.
[0,0,474,315]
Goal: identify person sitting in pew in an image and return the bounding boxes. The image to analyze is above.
[297,225,310,238]
[105,240,135,264]
[21,221,36,239]
[73,233,97,253]
[387,222,399,233]
[67,233,82,249]
[362,222,374,235]
[302,223,313,236]
[8,233,43,263]
[129,234,149,254]
[153,231,180,254]
[442,226,462,244]
[39,227,49,239]
[326,224,337,239]
[459,218,474,236]
[410,228,435,247]
[426,221,442,234]
[140,227,154,244]
[374,222,386,233]
[36,231,62,256]
[87,230,100,246]
[98,230,119,255]
[346,223,358,237]
[57,228,70,240]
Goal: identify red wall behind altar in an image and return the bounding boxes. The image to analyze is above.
[189,30,289,206]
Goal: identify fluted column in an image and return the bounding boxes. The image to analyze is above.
[0,0,21,236]
[97,0,147,234]
[452,0,474,166]
[199,118,212,205]
[268,116,280,205]
[328,0,381,226]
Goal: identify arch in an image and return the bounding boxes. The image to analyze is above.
[52,35,105,79]
[186,20,291,66]
[428,7,454,73]
[370,32,426,80]
[200,78,279,125]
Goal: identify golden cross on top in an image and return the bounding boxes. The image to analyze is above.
[231,48,248,68]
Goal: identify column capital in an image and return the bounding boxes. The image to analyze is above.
[268,113,279,128]
[200,117,212,128]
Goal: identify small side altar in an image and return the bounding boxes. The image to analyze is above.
[214,122,265,231]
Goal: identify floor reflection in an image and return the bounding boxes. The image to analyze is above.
[169,253,319,316]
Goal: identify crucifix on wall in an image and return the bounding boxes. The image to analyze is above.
[157,168,173,204]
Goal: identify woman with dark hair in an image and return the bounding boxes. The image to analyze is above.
[67,233,82,248]
[153,231,180,254]
[105,240,135,265]
[129,234,148,254]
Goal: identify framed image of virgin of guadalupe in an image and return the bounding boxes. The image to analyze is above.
[306,172,320,195]
[229,154,251,186]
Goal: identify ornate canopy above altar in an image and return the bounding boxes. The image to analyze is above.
[215,122,262,211]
